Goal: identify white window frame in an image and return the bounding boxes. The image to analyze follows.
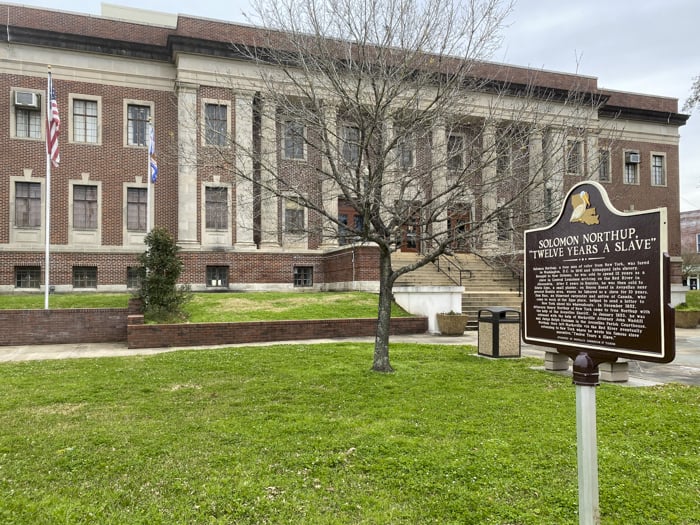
[201,181,233,247]
[281,118,306,160]
[566,139,583,175]
[447,133,465,171]
[122,181,149,246]
[10,88,44,141]
[9,173,45,245]
[68,176,102,246]
[396,132,415,170]
[283,194,308,248]
[201,99,231,147]
[623,150,640,185]
[650,152,667,187]
[69,94,102,145]
[597,148,611,183]
[123,99,154,148]
[341,125,361,165]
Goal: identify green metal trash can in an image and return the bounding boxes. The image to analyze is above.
[477,307,521,358]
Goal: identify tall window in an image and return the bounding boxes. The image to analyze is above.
[205,103,227,146]
[126,187,147,231]
[342,125,361,164]
[15,181,41,228]
[15,266,41,289]
[15,107,42,138]
[598,149,610,182]
[127,104,150,146]
[397,135,414,170]
[651,154,666,186]
[497,209,512,241]
[285,198,305,234]
[73,185,98,230]
[624,162,639,184]
[544,188,553,223]
[73,99,98,143]
[283,119,305,159]
[205,187,228,230]
[73,266,97,288]
[566,140,582,174]
[447,134,464,171]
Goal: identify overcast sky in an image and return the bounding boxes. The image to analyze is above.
[8,0,700,210]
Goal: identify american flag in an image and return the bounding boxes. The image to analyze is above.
[149,123,158,183]
[46,73,60,167]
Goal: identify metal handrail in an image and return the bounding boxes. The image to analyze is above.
[435,254,472,286]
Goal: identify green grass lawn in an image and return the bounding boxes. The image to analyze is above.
[0,292,410,321]
[0,344,697,524]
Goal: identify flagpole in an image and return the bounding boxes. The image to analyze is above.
[147,118,152,234]
[44,67,52,310]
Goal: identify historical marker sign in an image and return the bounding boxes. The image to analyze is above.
[523,181,675,363]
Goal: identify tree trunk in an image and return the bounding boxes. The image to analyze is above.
[372,249,395,373]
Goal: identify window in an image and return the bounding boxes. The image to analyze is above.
[283,119,305,159]
[544,188,553,223]
[397,134,414,170]
[15,266,40,289]
[497,209,512,241]
[447,134,464,171]
[651,154,666,186]
[293,266,313,287]
[696,234,700,253]
[16,107,42,138]
[205,187,228,230]
[14,91,42,139]
[73,99,98,143]
[598,149,610,182]
[205,103,227,146]
[624,151,640,185]
[73,266,97,288]
[338,202,364,245]
[127,104,150,146]
[15,181,41,228]
[342,125,361,164]
[126,187,147,231]
[566,140,582,174]
[285,198,305,234]
[127,267,141,289]
[73,185,98,230]
[206,266,229,287]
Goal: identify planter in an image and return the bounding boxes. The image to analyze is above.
[675,310,699,328]
[436,313,469,336]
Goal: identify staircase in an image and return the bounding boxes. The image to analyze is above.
[393,252,522,330]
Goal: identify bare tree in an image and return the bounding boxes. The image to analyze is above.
[206,0,603,372]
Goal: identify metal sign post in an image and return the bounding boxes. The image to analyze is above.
[522,181,675,524]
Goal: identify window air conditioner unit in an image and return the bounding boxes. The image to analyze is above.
[14,91,40,108]
[625,152,641,164]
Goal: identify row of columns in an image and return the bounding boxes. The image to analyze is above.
[176,83,598,253]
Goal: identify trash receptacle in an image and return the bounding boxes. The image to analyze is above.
[478,307,521,358]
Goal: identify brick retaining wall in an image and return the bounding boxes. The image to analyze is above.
[0,308,128,345]
[127,317,428,349]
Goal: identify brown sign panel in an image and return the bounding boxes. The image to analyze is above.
[522,181,675,363]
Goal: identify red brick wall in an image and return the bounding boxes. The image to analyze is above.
[127,316,428,349]
[0,308,127,345]
[680,210,700,254]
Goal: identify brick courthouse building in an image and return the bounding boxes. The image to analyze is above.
[0,3,689,293]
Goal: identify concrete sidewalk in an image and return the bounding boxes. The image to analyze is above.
[0,329,697,387]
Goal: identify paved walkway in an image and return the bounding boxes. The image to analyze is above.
[0,329,697,387]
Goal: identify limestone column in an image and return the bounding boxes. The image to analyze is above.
[259,97,280,249]
[177,82,199,246]
[234,92,256,250]
[481,120,498,253]
[320,102,339,249]
[432,120,449,241]
[586,133,599,180]
[544,127,565,212]
[528,129,545,226]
